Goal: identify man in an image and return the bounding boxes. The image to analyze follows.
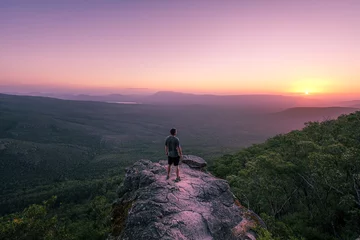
[165,128,182,182]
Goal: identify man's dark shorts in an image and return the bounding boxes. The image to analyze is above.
[168,156,180,166]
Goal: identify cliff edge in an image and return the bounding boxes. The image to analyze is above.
[110,155,264,240]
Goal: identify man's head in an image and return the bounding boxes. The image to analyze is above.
[170,128,177,136]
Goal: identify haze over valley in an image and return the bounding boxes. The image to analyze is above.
[1,92,358,212]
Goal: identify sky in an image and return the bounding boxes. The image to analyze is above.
[1,0,359,96]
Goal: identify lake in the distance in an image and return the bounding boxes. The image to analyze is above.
[112,101,140,104]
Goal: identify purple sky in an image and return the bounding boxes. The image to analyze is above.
[1,0,359,97]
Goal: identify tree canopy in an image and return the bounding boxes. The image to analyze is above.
[211,112,360,239]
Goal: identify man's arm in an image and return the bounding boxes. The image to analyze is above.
[177,145,182,157]
[165,137,169,155]
[176,138,182,157]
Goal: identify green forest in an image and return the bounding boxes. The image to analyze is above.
[1,94,359,239]
[0,94,276,239]
[211,111,360,239]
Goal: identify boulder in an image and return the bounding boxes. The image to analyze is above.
[110,157,264,240]
[181,155,207,169]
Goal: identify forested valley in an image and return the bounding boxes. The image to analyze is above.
[1,94,359,239]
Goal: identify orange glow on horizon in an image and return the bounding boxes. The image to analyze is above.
[3,80,360,99]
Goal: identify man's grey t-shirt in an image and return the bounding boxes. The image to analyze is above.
[165,135,180,157]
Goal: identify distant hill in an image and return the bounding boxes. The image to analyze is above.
[339,100,360,108]
[1,91,314,112]
[145,91,300,111]
[266,107,359,132]
[273,106,359,120]
[67,91,312,112]
[61,93,141,103]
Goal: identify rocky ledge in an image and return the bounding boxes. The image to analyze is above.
[110,156,264,240]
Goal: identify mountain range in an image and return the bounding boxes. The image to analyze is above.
[3,90,358,112]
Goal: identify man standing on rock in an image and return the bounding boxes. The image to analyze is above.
[165,128,182,182]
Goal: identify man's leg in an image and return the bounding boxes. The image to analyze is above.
[167,164,171,178]
[175,156,180,181]
[176,166,180,179]
[167,156,173,179]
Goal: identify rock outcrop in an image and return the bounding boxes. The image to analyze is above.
[181,155,207,169]
[110,157,264,240]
